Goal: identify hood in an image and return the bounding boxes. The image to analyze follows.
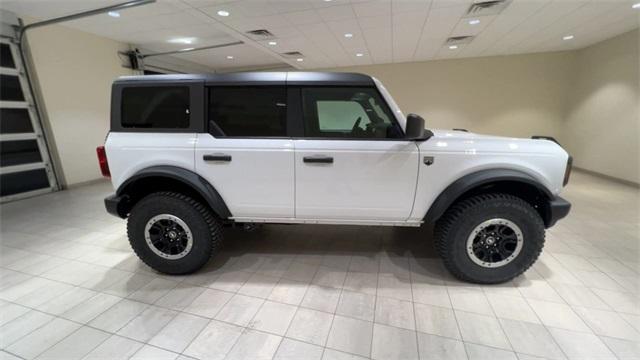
[430,129,519,141]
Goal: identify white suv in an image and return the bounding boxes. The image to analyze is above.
[98,72,572,284]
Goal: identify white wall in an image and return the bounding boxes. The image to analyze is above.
[562,30,639,184]
[24,18,133,186]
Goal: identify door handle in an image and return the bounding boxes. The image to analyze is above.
[303,156,333,164]
[203,154,232,162]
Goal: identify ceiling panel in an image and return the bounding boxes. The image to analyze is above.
[1,0,637,72]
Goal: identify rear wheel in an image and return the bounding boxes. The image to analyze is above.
[127,192,222,274]
[434,193,545,284]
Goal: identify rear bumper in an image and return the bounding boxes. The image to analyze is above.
[546,196,571,228]
[104,194,129,219]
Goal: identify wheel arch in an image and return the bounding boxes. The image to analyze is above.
[424,169,555,227]
[115,165,232,219]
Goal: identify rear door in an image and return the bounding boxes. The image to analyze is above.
[293,87,420,221]
[195,85,294,219]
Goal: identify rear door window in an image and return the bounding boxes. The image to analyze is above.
[208,86,287,137]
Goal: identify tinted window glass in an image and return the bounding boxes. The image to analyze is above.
[0,109,34,134]
[209,87,287,137]
[121,86,189,128]
[1,44,16,68]
[0,74,25,101]
[302,87,402,139]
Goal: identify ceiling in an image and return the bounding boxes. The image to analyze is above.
[2,0,638,72]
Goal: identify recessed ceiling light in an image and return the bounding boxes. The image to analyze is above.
[226,55,234,59]
[344,33,353,38]
[633,2,640,8]
[268,41,277,46]
[217,10,230,16]
[356,53,364,57]
[296,58,304,62]
[449,45,458,50]
[169,37,195,44]
[563,35,574,41]
[107,11,120,18]
[468,19,480,25]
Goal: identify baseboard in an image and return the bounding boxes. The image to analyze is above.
[573,167,640,188]
[64,177,110,190]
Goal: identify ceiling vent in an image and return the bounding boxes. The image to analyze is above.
[245,29,275,40]
[446,36,474,45]
[465,0,511,17]
[281,51,304,59]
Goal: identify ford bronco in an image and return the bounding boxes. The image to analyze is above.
[98,72,571,284]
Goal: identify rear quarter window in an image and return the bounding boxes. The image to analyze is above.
[121,86,190,129]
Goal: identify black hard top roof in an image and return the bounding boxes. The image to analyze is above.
[114,72,375,86]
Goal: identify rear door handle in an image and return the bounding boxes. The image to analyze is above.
[203,154,232,162]
[303,155,333,164]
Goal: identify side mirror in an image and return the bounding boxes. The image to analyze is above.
[405,113,431,141]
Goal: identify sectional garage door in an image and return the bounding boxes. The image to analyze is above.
[0,37,58,202]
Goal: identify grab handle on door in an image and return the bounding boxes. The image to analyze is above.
[303,156,333,164]
[203,154,232,162]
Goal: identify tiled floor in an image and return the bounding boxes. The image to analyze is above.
[0,170,638,360]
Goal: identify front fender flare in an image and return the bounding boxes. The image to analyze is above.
[424,169,552,224]
[116,165,232,219]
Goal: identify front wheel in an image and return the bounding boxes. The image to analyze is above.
[434,193,545,284]
[127,192,222,275]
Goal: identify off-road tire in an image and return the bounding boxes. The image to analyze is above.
[434,193,545,284]
[127,191,222,274]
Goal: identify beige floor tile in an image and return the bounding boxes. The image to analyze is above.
[336,290,375,321]
[322,348,369,360]
[83,334,144,360]
[326,315,373,357]
[5,317,80,360]
[268,279,309,305]
[182,288,233,318]
[301,285,341,313]
[237,273,279,299]
[371,323,419,360]
[498,318,565,360]
[374,296,415,330]
[286,308,333,346]
[464,343,517,360]
[486,293,540,324]
[183,320,243,360]
[416,333,466,360]
[148,312,208,353]
[127,277,178,304]
[214,294,264,327]
[455,310,511,350]
[0,311,54,348]
[153,283,206,311]
[342,272,377,295]
[224,329,282,360]
[312,265,347,289]
[130,345,178,360]
[377,274,412,301]
[249,300,297,335]
[527,299,591,332]
[61,292,121,324]
[117,305,177,342]
[35,326,110,360]
[574,306,640,341]
[449,288,494,316]
[274,338,323,360]
[414,302,460,339]
[600,336,640,359]
[88,299,148,333]
[548,327,616,359]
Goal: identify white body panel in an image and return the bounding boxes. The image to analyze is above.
[408,130,569,221]
[105,76,569,227]
[294,139,419,221]
[106,132,197,190]
[195,134,295,218]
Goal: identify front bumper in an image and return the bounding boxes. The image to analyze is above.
[104,194,129,219]
[546,196,571,228]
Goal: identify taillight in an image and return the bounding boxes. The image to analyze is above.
[96,146,110,178]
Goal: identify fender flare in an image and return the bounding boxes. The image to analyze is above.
[117,165,232,219]
[423,169,552,224]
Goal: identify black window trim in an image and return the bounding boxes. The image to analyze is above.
[111,80,204,133]
[205,85,292,139]
[294,85,407,141]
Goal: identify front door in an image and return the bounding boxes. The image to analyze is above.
[196,86,294,218]
[294,87,419,221]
